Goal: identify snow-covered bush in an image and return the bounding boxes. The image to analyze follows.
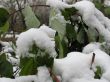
[1,0,110,82]
[16,24,56,58]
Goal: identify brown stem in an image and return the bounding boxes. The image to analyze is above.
[90,53,96,69]
[9,4,50,16]
[15,0,27,30]
[48,68,60,82]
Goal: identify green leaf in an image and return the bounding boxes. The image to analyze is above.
[87,28,98,42]
[98,35,104,42]
[55,32,64,58]
[61,7,77,20]
[66,23,76,41]
[0,21,9,33]
[61,38,69,57]
[0,54,13,78]
[104,7,110,16]
[94,66,102,79]
[22,5,40,29]
[36,54,54,68]
[0,8,9,27]
[49,8,66,40]
[20,57,37,75]
[93,1,104,10]
[77,28,85,44]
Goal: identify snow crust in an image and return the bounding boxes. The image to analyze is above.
[16,24,57,58]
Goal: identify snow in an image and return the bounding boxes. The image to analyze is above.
[15,75,38,82]
[104,0,110,6]
[46,0,72,9]
[16,24,57,58]
[0,66,52,82]
[73,1,110,43]
[54,52,94,82]
[53,49,110,82]
[7,55,19,65]
[0,78,14,82]
[72,78,109,82]
[82,42,101,54]
[0,41,12,47]
[37,66,53,82]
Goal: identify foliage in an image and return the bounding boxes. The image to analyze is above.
[94,66,102,79]
[49,8,66,40]
[0,0,110,81]
[0,53,13,78]
[0,8,9,27]
[19,44,54,76]
[22,5,40,29]
[0,7,9,35]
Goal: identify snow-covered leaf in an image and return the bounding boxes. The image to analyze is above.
[49,8,66,40]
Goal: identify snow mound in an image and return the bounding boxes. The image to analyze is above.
[54,50,110,82]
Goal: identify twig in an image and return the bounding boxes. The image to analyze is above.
[9,4,50,16]
[15,0,27,29]
[90,53,96,69]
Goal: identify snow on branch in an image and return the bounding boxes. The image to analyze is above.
[72,1,110,44]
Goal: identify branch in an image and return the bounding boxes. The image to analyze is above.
[9,4,50,16]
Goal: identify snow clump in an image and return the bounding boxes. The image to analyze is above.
[16,24,57,58]
[73,1,110,43]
